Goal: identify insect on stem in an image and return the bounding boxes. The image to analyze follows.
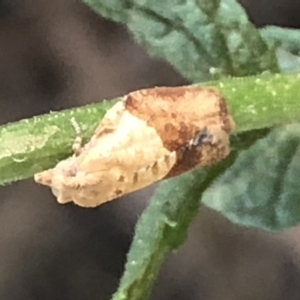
[34,86,235,208]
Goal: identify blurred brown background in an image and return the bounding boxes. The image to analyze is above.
[1,1,300,299]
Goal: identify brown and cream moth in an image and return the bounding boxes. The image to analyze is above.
[34,86,235,208]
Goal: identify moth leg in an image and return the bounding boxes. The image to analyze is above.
[71,117,83,156]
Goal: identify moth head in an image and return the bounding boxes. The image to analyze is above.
[34,158,76,204]
[34,169,54,186]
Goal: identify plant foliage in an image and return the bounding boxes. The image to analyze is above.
[2,0,300,299]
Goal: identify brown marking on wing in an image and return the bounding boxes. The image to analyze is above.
[151,161,159,176]
[133,172,138,184]
[124,86,234,152]
[165,129,230,178]
[118,175,125,182]
[115,189,123,196]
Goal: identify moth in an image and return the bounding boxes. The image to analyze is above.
[34,86,235,207]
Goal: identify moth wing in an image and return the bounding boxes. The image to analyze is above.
[68,149,177,207]
[63,127,177,207]
[93,101,125,137]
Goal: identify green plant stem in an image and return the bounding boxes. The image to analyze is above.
[1,73,300,185]
[84,0,279,81]
[0,100,117,185]
[208,73,300,132]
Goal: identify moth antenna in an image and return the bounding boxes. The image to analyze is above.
[71,117,83,156]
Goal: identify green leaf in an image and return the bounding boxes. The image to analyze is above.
[260,26,300,72]
[261,26,300,55]
[203,124,300,231]
[275,48,300,73]
[82,0,129,23]
[112,153,237,300]
[84,0,279,82]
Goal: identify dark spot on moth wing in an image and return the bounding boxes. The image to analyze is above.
[124,86,234,152]
[165,129,230,178]
[151,161,159,176]
[164,123,177,134]
[115,189,123,196]
[189,128,213,148]
[133,172,138,184]
[118,175,125,182]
